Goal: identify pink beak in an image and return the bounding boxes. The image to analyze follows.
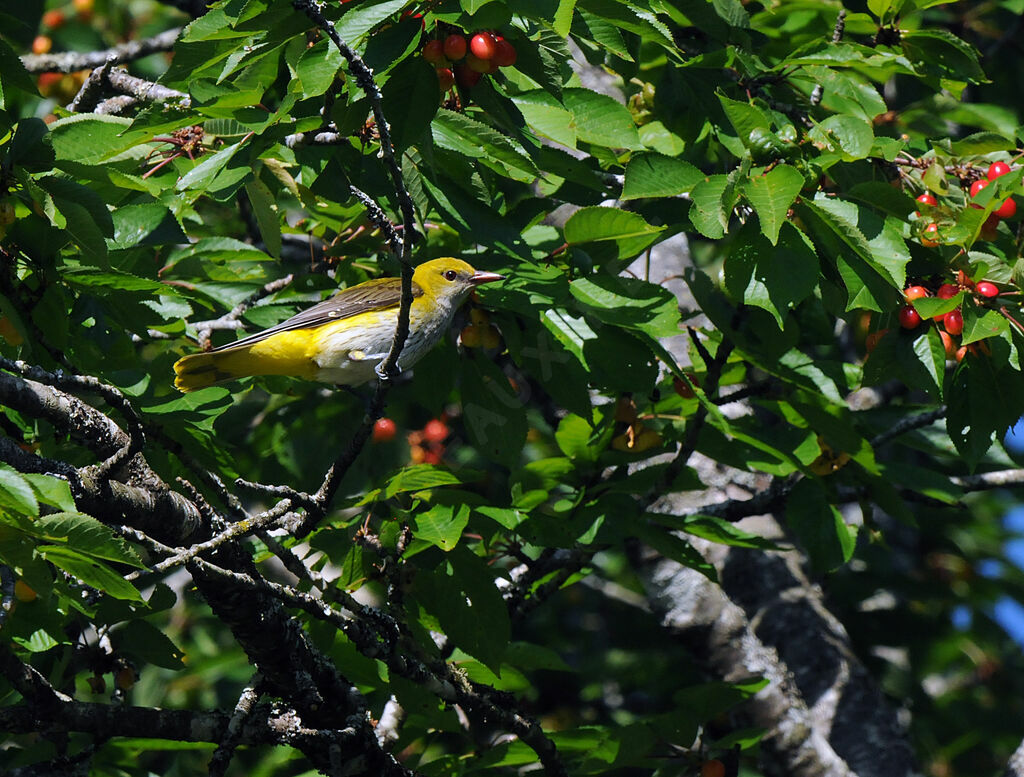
[470,270,505,286]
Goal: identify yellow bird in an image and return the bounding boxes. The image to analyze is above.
[173,257,504,392]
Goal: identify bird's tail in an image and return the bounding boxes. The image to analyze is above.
[173,349,256,392]
[174,335,320,392]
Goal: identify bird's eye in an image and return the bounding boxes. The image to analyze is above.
[443,270,458,281]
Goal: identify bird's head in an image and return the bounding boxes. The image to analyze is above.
[413,258,505,307]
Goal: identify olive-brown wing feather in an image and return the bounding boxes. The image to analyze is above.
[210,277,423,352]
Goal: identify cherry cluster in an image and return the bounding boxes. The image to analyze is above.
[421,30,517,92]
[371,416,451,465]
[915,161,1018,246]
[873,271,1001,362]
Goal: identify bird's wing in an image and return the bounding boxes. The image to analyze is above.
[210,277,423,352]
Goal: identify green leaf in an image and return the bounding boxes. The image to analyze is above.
[901,29,985,85]
[412,549,509,672]
[461,352,528,468]
[62,268,182,296]
[946,339,1024,468]
[808,115,874,160]
[555,413,601,462]
[8,118,55,172]
[22,474,76,513]
[742,164,804,245]
[621,152,703,200]
[635,524,717,581]
[712,0,751,27]
[335,0,410,45]
[293,39,344,98]
[48,114,135,164]
[448,546,510,671]
[13,629,61,653]
[382,58,441,153]
[688,174,733,239]
[415,504,471,552]
[651,513,782,550]
[244,178,281,258]
[569,274,682,338]
[960,306,1007,346]
[718,93,772,148]
[553,0,577,36]
[561,88,643,150]
[33,513,144,567]
[0,38,37,108]
[113,620,186,669]
[175,141,246,193]
[56,199,109,261]
[384,465,463,498]
[802,197,908,291]
[513,91,577,148]
[563,206,664,259]
[724,222,818,327]
[110,204,187,249]
[949,131,1016,156]
[432,109,538,181]
[785,479,857,573]
[540,307,596,369]
[38,546,144,602]
[0,463,39,517]
[863,328,942,399]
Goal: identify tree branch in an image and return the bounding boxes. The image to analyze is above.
[20,28,183,74]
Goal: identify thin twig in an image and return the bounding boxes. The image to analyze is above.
[869,407,946,448]
[289,0,421,530]
[350,185,402,257]
[124,499,299,581]
[192,274,294,350]
[208,673,264,777]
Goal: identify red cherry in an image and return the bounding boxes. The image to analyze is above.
[465,53,493,73]
[41,9,65,28]
[904,285,929,301]
[372,417,397,443]
[920,222,940,247]
[977,281,999,298]
[939,330,956,357]
[454,64,481,88]
[898,306,922,329]
[969,178,989,208]
[943,309,964,335]
[422,39,446,65]
[437,67,454,91]
[443,34,467,60]
[987,161,1012,180]
[915,192,938,208]
[469,32,496,60]
[937,283,959,300]
[995,197,1017,219]
[422,419,449,443]
[981,213,1001,241]
[493,39,517,67]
